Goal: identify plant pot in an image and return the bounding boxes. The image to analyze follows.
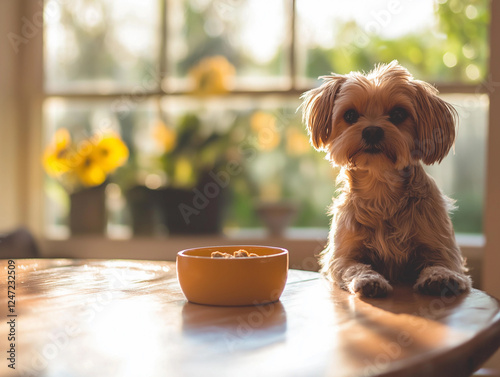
[159,175,229,235]
[255,201,298,237]
[126,185,162,236]
[69,184,107,235]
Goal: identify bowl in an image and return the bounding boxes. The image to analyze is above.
[176,245,289,306]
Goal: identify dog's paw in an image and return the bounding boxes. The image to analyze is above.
[349,274,392,298]
[414,266,471,296]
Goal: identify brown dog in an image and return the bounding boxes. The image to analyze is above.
[301,61,471,297]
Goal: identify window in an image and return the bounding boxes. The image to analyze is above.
[41,0,490,239]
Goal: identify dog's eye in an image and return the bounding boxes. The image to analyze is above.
[389,107,408,125]
[343,109,359,124]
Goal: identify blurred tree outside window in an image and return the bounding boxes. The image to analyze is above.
[42,0,490,238]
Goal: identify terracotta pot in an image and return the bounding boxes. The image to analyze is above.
[255,201,298,237]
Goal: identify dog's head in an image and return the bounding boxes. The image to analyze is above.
[301,61,457,170]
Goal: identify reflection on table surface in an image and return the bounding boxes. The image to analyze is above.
[1,259,499,377]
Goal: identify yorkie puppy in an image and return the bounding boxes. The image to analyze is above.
[301,61,471,297]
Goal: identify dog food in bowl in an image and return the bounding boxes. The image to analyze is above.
[211,249,259,258]
[177,245,289,306]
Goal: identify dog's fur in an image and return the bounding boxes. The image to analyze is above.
[301,61,471,297]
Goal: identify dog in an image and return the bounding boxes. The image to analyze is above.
[301,61,471,298]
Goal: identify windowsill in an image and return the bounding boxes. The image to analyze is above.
[455,233,486,248]
[39,229,485,280]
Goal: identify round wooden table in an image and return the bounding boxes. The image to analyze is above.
[1,259,499,377]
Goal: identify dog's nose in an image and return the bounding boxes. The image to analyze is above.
[362,126,384,145]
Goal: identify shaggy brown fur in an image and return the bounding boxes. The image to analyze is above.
[301,61,471,297]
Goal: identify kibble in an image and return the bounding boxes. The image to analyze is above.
[210,251,232,258]
[211,249,260,258]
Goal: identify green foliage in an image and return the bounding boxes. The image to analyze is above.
[305,0,489,83]
[161,113,232,188]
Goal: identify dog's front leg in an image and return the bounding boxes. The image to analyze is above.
[323,230,393,298]
[413,246,472,296]
[414,264,471,296]
[336,259,393,298]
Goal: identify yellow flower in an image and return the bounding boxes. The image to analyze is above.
[189,56,235,95]
[93,134,129,173]
[42,128,73,176]
[250,112,276,133]
[260,183,282,202]
[74,145,108,187]
[43,129,129,189]
[250,112,280,151]
[152,121,177,153]
[258,128,280,151]
[286,128,311,156]
[174,157,194,187]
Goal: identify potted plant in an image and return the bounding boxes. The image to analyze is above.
[152,113,233,235]
[241,110,317,236]
[132,55,236,235]
[43,128,129,235]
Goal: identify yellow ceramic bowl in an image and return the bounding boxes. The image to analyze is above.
[176,245,289,306]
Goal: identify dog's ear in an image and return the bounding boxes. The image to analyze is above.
[412,80,458,164]
[301,75,346,150]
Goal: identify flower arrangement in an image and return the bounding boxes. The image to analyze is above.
[43,128,129,191]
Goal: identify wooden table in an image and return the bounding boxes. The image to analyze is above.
[1,259,500,377]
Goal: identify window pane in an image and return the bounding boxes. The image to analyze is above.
[44,0,161,92]
[165,0,290,92]
[425,94,488,234]
[296,0,489,85]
